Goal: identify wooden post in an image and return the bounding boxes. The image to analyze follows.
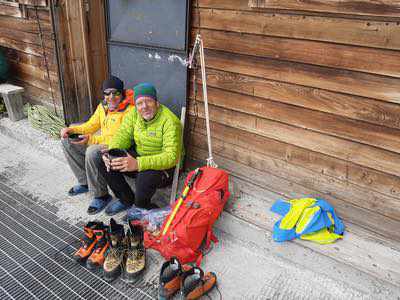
[86,0,109,107]
[51,0,108,123]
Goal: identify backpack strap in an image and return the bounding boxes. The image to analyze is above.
[195,227,219,266]
[205,226,218,249]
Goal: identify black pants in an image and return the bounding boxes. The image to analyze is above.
[95,148,174,209]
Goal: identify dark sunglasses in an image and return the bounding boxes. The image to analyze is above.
[104,90,121,96]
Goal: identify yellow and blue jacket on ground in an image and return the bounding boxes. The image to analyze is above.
[271,198,344,244]
[69,89,135,145]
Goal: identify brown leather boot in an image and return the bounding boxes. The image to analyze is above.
[124,223,146,282]
[103,218,126,282]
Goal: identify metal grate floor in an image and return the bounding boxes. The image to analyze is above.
[0,175,157,300]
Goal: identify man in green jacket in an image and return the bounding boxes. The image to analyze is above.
[96,83,182,215]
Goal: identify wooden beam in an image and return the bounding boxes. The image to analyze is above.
[15,79,62,107]
[192,84,400,154]
[0,27,54,50]
[3,47,57,72]
[190,116,400,200]
[10,60,58,82]
[86,0,108,107]
[17,0,47,7]
[62,0,92,120]
[194,68,400,130]
[0,3,23,18]
[195,28,400,78]
[0,36,54,61]
[190,131,400,221]
[249,0,400,18]
[205,49,400,104]
[26,7,51,23]
[197,0,251,11]
[187,100,400,177]
[52,0,79,124]
[194,8,400,51]
[11,66,61,98]
[0,14,52,33]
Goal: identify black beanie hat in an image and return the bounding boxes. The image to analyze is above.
[102,76,124,93]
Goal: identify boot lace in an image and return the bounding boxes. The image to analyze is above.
[108,246,121,259]
[81,235,94,248]
[93,236,107,252]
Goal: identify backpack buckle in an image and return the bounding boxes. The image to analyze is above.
[186,201,200,208]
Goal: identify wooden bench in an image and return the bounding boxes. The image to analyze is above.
[0,83,25,121]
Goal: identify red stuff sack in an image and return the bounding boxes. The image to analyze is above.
[144,166,230,265]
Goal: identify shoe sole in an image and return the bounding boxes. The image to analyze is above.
[68,191,88,196]
[103,266,122,282]
[124,266,145,283]
[87,206,107,215]
[86,260,102,270]
[68,187,89,196]
[87,202,110,215]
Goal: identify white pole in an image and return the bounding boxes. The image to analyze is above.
[170,106,186,204]
[198,35,217,168]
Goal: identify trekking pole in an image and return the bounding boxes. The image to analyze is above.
[169,106,186,205]
[162,168,202,236]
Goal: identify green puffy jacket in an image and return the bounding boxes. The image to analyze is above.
[109,104,182,171]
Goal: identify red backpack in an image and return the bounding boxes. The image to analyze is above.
[144,166,230,265]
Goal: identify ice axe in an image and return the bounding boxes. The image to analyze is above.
[162,168,203,236]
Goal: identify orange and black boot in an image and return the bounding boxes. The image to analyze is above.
[180,267,217,300]
[103,218,126,282]
[86,223,109,270]
[158,257,193,300]
[73,221,103,263]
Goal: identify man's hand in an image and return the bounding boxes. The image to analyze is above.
[101,147,111,172]
[60,127,72,139]
[71,134,90,145]
[110,153,138,172]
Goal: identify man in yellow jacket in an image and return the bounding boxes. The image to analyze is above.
[60,76,134,214]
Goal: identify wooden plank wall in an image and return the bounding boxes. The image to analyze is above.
[0,0,109,124]
[188,0,400,240]
[0,0,62,115]
[53,0,108,124]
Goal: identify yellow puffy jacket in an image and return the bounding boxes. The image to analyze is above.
[69,90,134,145]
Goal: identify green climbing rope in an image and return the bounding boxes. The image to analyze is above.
[24,103,64,138]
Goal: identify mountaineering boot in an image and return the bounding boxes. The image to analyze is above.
[103,218,126,282]
[73,221,103,263]
[158,257,193,300]
[180,267,217,300]
[124,223,146,282]
[86,223,109,270]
